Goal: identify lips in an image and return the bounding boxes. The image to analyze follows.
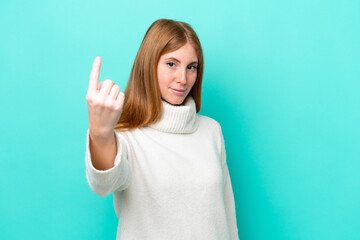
[171,88,186,95]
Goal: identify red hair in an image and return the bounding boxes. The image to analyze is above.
[115,18,204,132]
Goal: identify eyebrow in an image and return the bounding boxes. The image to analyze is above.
[165,57,198,65]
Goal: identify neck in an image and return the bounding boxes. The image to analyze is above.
[147,95,200,134]
[161,97,185,107]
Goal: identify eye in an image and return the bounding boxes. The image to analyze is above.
[167,62,175,68]
[188,65,197,71]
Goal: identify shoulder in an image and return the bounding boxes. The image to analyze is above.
[197,114,223,133]
[197,114,225,157]
[198,114,221,127]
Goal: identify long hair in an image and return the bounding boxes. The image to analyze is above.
[115,18,204,132]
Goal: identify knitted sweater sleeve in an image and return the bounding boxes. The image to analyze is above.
[219,126,240,240]
[85,128,132,197]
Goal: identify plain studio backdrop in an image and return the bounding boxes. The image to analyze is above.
[0,0,359,239]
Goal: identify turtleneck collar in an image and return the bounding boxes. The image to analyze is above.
[147,94,200,134]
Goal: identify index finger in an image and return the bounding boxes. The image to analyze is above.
[88,56,102,92]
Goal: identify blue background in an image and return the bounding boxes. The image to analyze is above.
[1,0,359,239]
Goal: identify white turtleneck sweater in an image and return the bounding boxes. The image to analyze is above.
[85,95,239,240]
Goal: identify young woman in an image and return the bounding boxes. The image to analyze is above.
[85,18,239,239]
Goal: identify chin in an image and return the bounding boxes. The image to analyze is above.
[163,96,185,106]
[171,100,184,106]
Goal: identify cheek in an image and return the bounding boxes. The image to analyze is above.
[157,67,167,87]
[158,70,173,86]
[158,72,172,90]
[189,74,197,86]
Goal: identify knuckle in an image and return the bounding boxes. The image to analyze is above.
[92,100,102,107]
[114,102,123,111]
[113,104,120,111]
[90,97,104,107]
[85,94,94,103]
[112,85,120,92]
[103,101,114,109]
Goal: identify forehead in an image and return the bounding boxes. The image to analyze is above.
[161,43,198,61]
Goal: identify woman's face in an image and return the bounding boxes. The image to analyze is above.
[157,43,198,106]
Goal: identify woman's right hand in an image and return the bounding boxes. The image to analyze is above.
[85,56,125,140]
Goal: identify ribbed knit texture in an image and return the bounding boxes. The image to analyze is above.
[148,95,199,133]
[85,94,240,240]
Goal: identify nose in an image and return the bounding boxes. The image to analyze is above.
[176,68,187,84]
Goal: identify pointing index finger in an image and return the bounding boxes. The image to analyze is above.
[88,56,101,92]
